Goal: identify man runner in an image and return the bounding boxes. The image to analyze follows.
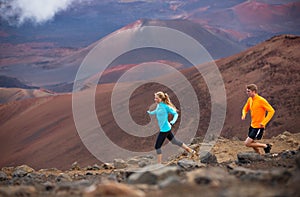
[241,84,275,154]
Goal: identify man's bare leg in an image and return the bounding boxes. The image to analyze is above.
[253,146,261,154]
[244,137,267,154]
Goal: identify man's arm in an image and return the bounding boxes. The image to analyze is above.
[241,98,251,120]
[260,99,275,127]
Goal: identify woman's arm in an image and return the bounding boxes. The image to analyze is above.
[167,106,178,125]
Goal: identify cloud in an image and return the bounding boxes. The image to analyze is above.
[0,0,83,26]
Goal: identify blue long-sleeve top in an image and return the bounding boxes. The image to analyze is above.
[147,102,178,132]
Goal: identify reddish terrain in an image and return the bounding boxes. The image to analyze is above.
[0,34,299,170]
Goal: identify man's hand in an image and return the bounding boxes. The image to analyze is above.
[241,116,245,120]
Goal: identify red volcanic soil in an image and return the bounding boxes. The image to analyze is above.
[0,34,299,170]
[232,1,300,31]
[0,88,54,104]
[188,1,300,43]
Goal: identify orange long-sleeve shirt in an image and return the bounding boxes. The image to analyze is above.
[242,94,275,128]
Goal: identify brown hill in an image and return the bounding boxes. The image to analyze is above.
[0,18,244,92]
[0,87,55,104]
[0,34,299,170]
[189,1,300,45]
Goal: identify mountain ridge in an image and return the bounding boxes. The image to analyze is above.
[0,34,299,170]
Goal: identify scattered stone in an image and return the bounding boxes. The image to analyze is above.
[280,150,297,159]
[56,179,92,191]
[229,166,292,183]
[15,165,35,173]
[127,158,140,165]
[158,176,182,189]
[0,171,7,181]
[138,159,151,168]
[12,169,28,178]
[0,186,37,197]
[71,161,81,170]
[43,181,56,191]
[1,167,14,177]
[199,151,218,164]
[128,164,180,185]
[237,152,265,163]
[114,159,128,169]
[102,163,114,170]
[282,131,292,136]
[187,167,236,186]
[12,165,35,178]
[190,137,204,145]
[85,164,101,171]
[55,173,73,182]
[177,159,202,170]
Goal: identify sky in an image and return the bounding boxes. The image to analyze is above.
[0,0,87,26]
[0,0,299,47]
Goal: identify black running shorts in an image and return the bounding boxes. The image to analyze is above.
[248,126,264,140]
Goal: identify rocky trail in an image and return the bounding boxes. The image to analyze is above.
[0,131,299,197]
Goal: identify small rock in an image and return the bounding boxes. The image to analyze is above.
[114,159,127,169]
[0,171,7,181]
[177,159,199,170]
[158,176,181,188]
[282,131,292,136]
[15,165,35,173]
[187,167,236,186]
[229,166,291,183]
[12,165,35,177]
[128,164,179,185]
[0,186,37,197]
[71,161,81,170]
[102,163,114,170]
[91,164,101,170]
[200,151,218,164]
[190,137,204,145]
[237,152,265,163]
[12,169,27,178]
[55,173,72,182]
[127,158,140,165]
[280,150,297,159]
[138,159,151,168]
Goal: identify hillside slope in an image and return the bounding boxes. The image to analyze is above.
[0,34,299,170]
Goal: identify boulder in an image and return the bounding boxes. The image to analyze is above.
[199,151,218,164]
[128,164,180,185]
[113,159,128,169]
[237,152,265,163]
[55,173,73,182]
[177,159,202,170]
[0,186,37,197]
[0,171,7,181]
[85,164,101,171]
[101,163,114,170]
[12,165,35,178]
[71,161,81,170]
[187,167,236,186]
[229,166,292,183]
